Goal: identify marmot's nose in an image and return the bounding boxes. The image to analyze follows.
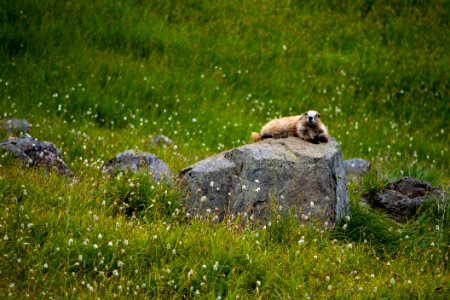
[308,116,314,122]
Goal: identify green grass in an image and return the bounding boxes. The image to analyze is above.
[1,0,449,298]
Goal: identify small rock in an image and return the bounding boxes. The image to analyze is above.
[0,135,74,177]
[103,150,171,182]
[0,119,31,135]
[364,177,445,221]
[150,134,173,146]
[343,158,371,176]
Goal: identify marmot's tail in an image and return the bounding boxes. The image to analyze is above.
[251,132,261,142]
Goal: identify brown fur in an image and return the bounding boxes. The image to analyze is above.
[251,110,329,143]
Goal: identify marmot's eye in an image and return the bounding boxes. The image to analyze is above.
[317,114,320,118]
[304,112,308,116]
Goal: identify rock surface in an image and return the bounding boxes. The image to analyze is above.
[364,177,445,221]
[179,137,349,225]
[343,158,371,176]
[150,134,174,147]
[0,135,74,177]
[103,150,171,181]
[0,119,31,135]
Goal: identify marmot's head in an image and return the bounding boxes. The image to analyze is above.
[302,110,321,125]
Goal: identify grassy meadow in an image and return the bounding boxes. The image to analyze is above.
[1,0,449,298]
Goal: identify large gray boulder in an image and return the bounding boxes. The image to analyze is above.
[0,135,74,177]
[179,137,349,225]
[103,150,172,182]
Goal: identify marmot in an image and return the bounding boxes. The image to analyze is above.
[251,110,329,143]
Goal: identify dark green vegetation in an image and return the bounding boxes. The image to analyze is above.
[1,0,448,298]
